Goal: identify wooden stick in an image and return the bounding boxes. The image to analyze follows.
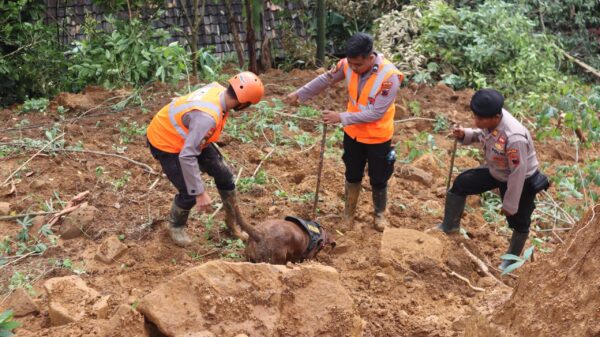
[252,147,275,177]
[461,243,510,288]
[274,111,320,123]
[448,269,485,292]
[312,124,327,219]
[1,133,65,187]
[446,138,458,191]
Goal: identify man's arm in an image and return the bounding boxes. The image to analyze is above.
[295,60,346,102]
[179,111,216,196]
[461,128,485,145]
[338,74,400,126]
[502,139,529,215]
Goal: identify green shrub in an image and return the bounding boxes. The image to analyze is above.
[0,0,68,106]
[415,0,562,96]
[67,16,189,91]
[0,310,20,337]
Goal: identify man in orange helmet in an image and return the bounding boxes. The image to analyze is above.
[146,72,265,246]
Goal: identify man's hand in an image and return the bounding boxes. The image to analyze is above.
[323,110,341,125]
[195,192,212,213]
[452,126,465,140]
[284,92,300,106]
[500,208,514,217]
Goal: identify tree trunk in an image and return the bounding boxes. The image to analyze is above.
[176,0,206,78]
[260,1,272,72]
[316,0,326,67]
[244,0,258,74]
[225,0,245,68]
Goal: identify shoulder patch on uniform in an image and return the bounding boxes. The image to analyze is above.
[497,135,506,144]
[491,129,499,137]
[382,81,393,90]
[507,148,518,154]
[509,152,520,166]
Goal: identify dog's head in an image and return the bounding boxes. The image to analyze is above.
[318,228,336,254]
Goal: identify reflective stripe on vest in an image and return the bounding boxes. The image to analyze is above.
[341,58,401,144]
[147,83,226,153]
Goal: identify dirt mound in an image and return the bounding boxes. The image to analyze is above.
[52,86,131,112]
[138,260,364,337]
[466,205,600,337]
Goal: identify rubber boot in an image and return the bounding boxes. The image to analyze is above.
[437,191,466,233]
[372,187,388,232]
[499,231,529,271]
[168,200,192,247]
[343,181,361,230]
[218,189,249,242]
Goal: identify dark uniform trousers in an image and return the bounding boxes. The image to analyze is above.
[449,167,540,233]
[148,141,235,210]
[342,132,394,189]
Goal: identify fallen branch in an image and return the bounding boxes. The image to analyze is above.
[559,48,600,80]
[47,191,90,228]
[461,243,510,288]
[0,211,58,221]
[448,269,485,292]
[565,203,598,257]
[2,142,157,175]
[0,251,42,270]
[394,117,436,123]
[1,132,65,187]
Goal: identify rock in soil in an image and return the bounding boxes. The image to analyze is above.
[59,205,97,240]
[44,275,106,326]
[396,165,433,187]
[95,235,128,263]
[0,202,10,215]
[0,288,39,317]
[138,260,365,337]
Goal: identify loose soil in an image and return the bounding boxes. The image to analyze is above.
[1,69,598,337]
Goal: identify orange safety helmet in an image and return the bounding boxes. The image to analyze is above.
[228,71,265,104]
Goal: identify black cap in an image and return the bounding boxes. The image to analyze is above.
[470,89,504,117]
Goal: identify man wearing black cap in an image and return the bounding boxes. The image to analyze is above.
[437,88,548,270]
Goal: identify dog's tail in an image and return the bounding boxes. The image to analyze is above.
[234,203,262,242]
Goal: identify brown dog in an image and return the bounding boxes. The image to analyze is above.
[236,213,336,264]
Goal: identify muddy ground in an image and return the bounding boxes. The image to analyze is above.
[0,69,598,337]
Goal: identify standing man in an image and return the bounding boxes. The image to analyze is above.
[286,33,404,232]
[438,89,549,270]
[147,72,264,247]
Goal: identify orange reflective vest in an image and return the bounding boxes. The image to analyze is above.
[147,83,228,154]
[341,58,403,144]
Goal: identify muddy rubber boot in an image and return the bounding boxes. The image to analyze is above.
[372,187,388,232]
[218,189,249,242]
[168,201,192,247]
[499,231,529,271]
[343,181,361,230]
[437,191,466,233]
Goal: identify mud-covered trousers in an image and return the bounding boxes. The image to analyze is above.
[449,167,541,233]
[148,141,235,210]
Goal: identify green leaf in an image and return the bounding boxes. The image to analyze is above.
[523,246,535,260]
[501,260,525,275]
[499,253,521,261]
